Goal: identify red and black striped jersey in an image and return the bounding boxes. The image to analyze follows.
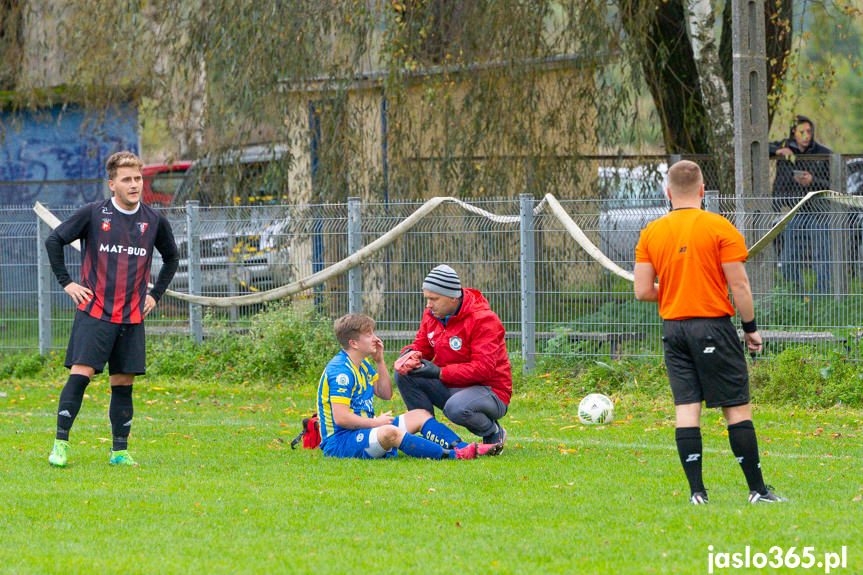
[47,198,179,324]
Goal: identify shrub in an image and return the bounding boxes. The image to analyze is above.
[750,346,863,408]
[521,356,668,399]
[148,304,338,385]
[0,352,45,379]
[244,304,338,379]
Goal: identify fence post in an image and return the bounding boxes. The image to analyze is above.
[36,203,52,355]
[704,189,720,214]
[829,154,847,297]
[186,201,203,344]
[347,197,362,314]
[669,154,683,166]
[519,194,536,373]
[829,153,844,194]
[228,228,238,323]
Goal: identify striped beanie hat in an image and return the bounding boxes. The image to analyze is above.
[422,265,462,298]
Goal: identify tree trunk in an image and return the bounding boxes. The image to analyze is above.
[618,0,710,153]
[685,0,734,195]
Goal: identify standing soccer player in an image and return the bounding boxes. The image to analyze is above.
[45,151,179,467]
[634,160,786,504]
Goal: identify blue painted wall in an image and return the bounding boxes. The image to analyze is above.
[0,103,139,206]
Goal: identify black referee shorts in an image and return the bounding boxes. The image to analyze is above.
[662,316,749,408]
[64,310,146,375]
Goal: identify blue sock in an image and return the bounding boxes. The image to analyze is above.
[398,433,445,460]
[421,418,466,449]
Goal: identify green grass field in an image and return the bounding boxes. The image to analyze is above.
[1,374,860,574]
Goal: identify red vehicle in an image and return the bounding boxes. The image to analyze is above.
[142,162,192,207]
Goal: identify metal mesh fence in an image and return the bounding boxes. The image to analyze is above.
[4,155,863,366]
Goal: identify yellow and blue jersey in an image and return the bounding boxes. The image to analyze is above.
[317,350,379,448]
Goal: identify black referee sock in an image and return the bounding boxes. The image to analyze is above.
[56,374,90,441]
[728,420,767,494]
[110,385,134,452]
[675,426,705,493]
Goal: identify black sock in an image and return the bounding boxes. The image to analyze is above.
[110,385,134,452]
[483,422,501,444]
[728,420,766,494]
[56,374,90,441]
[675,426,705,493]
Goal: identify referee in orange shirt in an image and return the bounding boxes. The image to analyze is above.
[634,160,786,505]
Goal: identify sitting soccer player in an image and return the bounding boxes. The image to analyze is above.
[317,313,503,460]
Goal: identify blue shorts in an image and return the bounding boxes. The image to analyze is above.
[322,428,398,460]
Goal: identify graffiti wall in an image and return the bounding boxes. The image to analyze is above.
[0,103,139,206]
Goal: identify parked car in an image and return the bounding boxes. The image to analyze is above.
[597,164,670,271]
[151,144,293,295]
[848,158,863,195]
[844,158,863,276]
[170,144,291,207]
[142,162,191,207]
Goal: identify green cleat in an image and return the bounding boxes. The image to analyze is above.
[48,439,70,467]
[109,450,138,467]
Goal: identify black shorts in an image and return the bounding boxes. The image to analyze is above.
[64,310,146,375]
[662,316,749,408]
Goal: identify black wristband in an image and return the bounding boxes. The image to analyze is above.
[741,319,757,334]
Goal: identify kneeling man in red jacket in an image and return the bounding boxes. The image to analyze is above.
[394,265,511,451]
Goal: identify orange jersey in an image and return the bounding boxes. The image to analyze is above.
[635,208,748,320]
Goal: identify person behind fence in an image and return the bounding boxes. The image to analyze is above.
[769,114,833,293]
[317,313,503,460]
[634,160,786,505]
[44,151,179,468]
[394,265,511,451]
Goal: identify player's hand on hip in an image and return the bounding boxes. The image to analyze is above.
[63,282,93,305]
[143,294,157,318]
[744,331,762,354]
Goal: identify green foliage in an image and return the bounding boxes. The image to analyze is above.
[771,0,863,150]
[0,352,45,379]
[750,346,863,408]
[524,356,668,398]
[148,305,338,385]
[527,349,863,409]
[9,1,639,200]
[244,304,339,379]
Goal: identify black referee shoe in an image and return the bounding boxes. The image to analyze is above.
[748,486,788,503]
[690,490,708,505]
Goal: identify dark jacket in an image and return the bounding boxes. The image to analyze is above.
[770,116,833,209]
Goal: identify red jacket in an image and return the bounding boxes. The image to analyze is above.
[402,288,512,405]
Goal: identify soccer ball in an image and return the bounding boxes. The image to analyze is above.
[578,393,614,425]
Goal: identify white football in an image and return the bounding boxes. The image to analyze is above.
[578,393,614,425]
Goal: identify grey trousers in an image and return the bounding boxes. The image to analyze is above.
[395,371,507,438]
